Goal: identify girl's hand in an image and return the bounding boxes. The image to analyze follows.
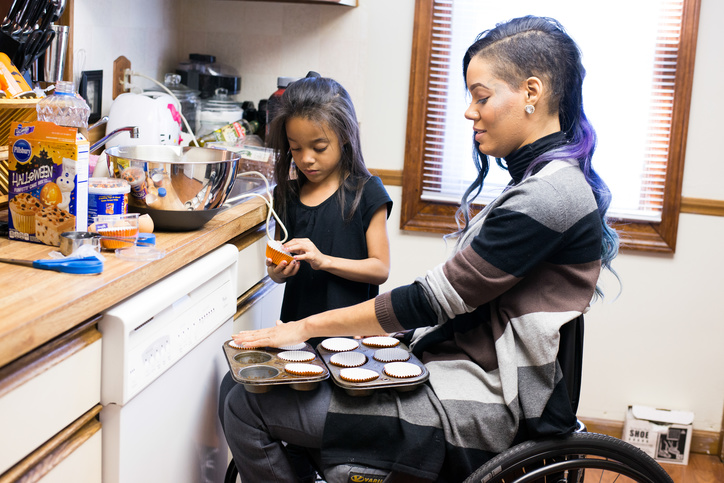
[266,257,299,282]
[284,238,329,271]
[232,320,306,349]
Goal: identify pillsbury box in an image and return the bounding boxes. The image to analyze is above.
[623,405,694,465]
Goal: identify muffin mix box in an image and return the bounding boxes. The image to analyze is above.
[7,121,89,246]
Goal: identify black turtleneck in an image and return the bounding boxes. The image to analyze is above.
[503,131,567,184]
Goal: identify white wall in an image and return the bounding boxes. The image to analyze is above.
[72,0,723,432]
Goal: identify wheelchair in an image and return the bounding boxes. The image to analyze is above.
[225,316,674,483]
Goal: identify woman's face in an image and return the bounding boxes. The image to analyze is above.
[464,56,530,159]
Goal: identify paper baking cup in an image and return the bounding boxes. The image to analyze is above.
[339,367,379,383]
[321,338,359,352]
[330,351,367,368]
[266,240,295,265]
[278,350,316,362]
[383,362,422,378]
[285,363,324,376]
[361,336,400,348]
[279,342,307,350]
[373,348,410,363]
[228,340,248,349]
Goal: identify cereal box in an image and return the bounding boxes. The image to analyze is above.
[7,121,89,246]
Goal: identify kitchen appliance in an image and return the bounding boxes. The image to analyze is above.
[105,92,183,147]
[98,243,238,483]
[103,145,241,230]
[147,73,201,135]
[176,53,241,99]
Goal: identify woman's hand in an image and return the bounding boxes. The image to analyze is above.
[232,320,307,349]
[284,238,329,271]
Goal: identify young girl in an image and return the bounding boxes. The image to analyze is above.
[264,74,393,348]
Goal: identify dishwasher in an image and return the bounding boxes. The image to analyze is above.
[99,244,238,483]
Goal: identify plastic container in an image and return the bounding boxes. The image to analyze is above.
[36,80,91,130]
[88,178,130,224]
[94,213,139,250]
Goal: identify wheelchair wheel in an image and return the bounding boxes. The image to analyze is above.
[224,460,239,483]
[464,432,673,483]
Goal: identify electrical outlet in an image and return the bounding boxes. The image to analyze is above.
[112,56,131,99]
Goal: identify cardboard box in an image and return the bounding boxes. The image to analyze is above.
[7,121,89,246]
[623,405,694,465]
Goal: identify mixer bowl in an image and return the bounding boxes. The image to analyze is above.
[105,145,240,231]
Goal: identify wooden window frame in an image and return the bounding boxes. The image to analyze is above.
[400,0,702,254]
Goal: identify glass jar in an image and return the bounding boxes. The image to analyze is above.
[197,88,243,137]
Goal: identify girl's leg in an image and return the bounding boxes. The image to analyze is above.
[220,373,332,482]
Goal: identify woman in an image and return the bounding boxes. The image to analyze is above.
[220,15,618,482]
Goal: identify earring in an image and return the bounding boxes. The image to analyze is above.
[525,105,535,114]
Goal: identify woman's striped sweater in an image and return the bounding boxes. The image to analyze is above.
[322,158,603,482]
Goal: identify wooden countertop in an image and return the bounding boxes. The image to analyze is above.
[0,197,268,368]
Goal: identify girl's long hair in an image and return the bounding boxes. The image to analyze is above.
[459,16,619,293]
[267,74,371,224]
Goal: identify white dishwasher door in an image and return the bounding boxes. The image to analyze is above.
[100,317,231,483]
[99,244,238,483]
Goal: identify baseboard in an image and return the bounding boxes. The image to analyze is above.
[580,417,722,456]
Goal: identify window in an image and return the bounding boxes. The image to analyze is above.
[401,0,701,253]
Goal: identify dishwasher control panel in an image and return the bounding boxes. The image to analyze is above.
[99,244,239,406]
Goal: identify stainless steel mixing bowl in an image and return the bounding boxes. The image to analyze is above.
[104,145,241,230]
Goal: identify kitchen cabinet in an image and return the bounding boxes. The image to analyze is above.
[0,198,270,481]
[0,319,102,482]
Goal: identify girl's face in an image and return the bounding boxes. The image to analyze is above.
[286,116,343,186]
[464,56,530,159]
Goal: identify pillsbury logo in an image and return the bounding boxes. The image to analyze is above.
[12,139,32,163]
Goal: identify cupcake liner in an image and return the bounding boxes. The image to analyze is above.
[98,227,138,249]
[279,342,308,350]
[9,209,36,234]
[266,240,295,265]
[285,363,324,376]
[383,362,422,378]
[373,348,410,363]
[228,340,249,349]
[330,351,367,368]
[339,367,379,383]
[321,337,359,352]
[278,350,316,362]
[361,336,400,348]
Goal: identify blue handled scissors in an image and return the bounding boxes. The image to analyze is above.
[0,256,104,274]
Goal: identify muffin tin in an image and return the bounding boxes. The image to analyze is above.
[317,338,429,396]
[222,341,329,393]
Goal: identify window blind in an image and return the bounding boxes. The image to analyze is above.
[419,0,686,223]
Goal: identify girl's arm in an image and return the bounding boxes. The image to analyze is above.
[233,298,382,348]
[282,205,391,285]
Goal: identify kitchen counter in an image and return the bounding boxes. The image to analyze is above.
[0,197,268,369]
